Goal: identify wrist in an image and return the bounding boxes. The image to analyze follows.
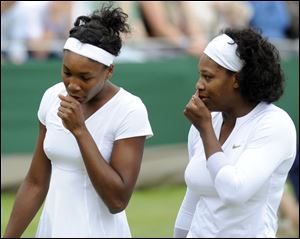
[199,126,214,138]
[72,126,89,138]
[195,121,213,135]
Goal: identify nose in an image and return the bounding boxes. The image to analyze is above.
[67,78,81,92]
[196,79,205,91]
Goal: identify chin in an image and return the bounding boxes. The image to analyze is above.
[203,102,211,110]
[205,105,218,112]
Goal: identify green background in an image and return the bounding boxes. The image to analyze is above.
[1,56,299,154]
[2,185,297,238]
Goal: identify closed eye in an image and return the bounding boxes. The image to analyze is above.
[201,74,212,82]
[63,71,71,77]
[80,76,92,81]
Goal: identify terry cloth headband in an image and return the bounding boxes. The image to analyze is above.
[63,37,115,66]
[203,34,243,72]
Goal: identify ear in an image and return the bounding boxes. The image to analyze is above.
[233,73,239,89]
[106,64,114,80]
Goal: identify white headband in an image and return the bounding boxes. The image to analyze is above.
[204,34,243,72]
[63,37,115,66]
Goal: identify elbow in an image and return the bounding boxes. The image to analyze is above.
[93,184,131,214]
[214,171,249,205]
[107,199,128,214]
[108,203,127,214]
[217,189,248,205]
[109,207,125,214]
[216,182,247,205]
[219,193,243,205]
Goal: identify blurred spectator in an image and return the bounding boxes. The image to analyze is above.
[248,1,291,39]
[212,1,253,31]
[43,2,72,58]
[0,1,16,14]
[183,1,253,40]
[285,1,299,39]
[138,1,207,57]
[118,1,148,43]
[1,1,97,64]
[280,190,299,236]
[279,145,299,236]
[71,1,95,23]
[1,1,50,64]
[289,144,299,202]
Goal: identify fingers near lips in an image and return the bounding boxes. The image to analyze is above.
[57,95,75,117]
[192,94,202,106]
[58,94,78,103]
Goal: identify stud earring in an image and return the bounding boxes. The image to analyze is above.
[233,82,239,88]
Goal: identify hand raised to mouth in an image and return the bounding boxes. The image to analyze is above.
[57,94,87,135]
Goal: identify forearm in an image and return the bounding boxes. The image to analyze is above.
[4,180,48,238]
[185,94,221,159]
[198,124,222,160]
[74,128,127,212]
[174,227,188,238]
[1,1,16,14]
[174,188,199,238]
[139,1,184,45]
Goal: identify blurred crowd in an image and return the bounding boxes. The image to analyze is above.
[1,1,299,64]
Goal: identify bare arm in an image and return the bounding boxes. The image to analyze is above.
[75,129,145,214]
[4,122,51,238]
[57,94,146,213]
[178,1,207,56]
[1,1,16,14]
[139,1,184,45]
[139,1,206,56]
[280,189,299,233]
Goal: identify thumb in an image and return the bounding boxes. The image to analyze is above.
[58,94,66,100]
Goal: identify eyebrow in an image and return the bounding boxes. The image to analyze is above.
[63,65,92,75]
[200,69,210,74]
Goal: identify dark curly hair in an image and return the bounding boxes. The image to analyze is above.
[222,28,284,103]
[69,2,130,57]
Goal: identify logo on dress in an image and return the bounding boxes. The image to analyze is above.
[232,144,241,149]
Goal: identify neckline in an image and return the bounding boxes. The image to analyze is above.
[235,102,266,126]
[60,85,123,124]
[84,87,123,123]
[218,102,266,148]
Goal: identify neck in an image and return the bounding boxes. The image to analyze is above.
[222,101,259,123]
[86,82,119,108]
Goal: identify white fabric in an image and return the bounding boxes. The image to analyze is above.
[63,37,115,66]
[36,82,153,238]
[203,34,243,72]
[175,102,297,237]
[174,189,200,231]
[173,227,189,238]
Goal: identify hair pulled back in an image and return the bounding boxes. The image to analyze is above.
[69,2,130,56]
[223,28,284,103]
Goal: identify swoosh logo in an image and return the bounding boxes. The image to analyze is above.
[232,144,241,149]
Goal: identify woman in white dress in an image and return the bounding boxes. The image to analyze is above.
[174,28,297,237]
[4,3,153,238]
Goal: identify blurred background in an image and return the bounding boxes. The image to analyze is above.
[1,1,299,237]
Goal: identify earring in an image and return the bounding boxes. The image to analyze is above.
[233,82,239,88]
